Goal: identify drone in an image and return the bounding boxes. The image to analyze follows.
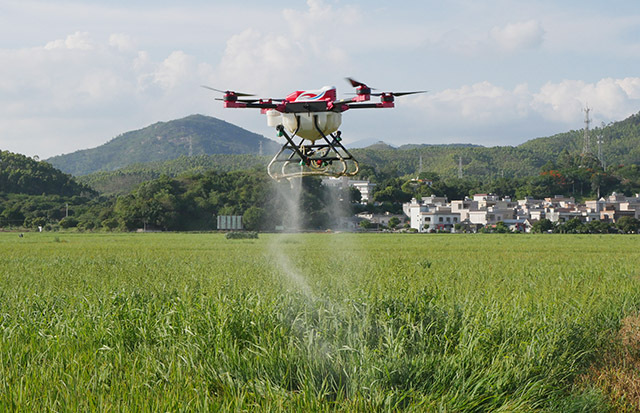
[203,78,425,180]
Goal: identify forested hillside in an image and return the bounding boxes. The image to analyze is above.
[0,150,99,229]
[78,154,270,195]
[47,114,280,176]
[519,111,640,166]
[0,151,92,196]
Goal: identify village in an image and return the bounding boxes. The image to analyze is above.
[323,178,640,233]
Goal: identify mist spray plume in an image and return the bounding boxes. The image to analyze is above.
[268,176,315,301]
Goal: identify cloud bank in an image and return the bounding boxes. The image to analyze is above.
[0,0,639,157]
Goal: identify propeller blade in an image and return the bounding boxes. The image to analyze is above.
[371,91,428,97]
[345,77,376,90]
[201,85,255,97]
[214,98,260,103]
[346,77,366,88]
[391,91,428,97]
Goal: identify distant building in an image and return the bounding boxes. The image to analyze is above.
[402,191,640,233]
[321,177,376,203]
[217,215,242,230]
[356,212,405,227]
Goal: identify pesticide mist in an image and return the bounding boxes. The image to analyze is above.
[268,177,315,300]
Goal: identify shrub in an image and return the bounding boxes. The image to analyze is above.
[225,231,258,239]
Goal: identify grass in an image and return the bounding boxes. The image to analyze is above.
[0,232,639,411]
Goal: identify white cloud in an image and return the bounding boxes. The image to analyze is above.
[44,31,94,50]
[403,77,640,145]
[153,51,196,90]
[216,29,303,94]
[490,20,545,52]
[413,82,532,125]
[532,78,640,123]
[0,32,219,157]
[108,33,135,52]
[433,19,545,56]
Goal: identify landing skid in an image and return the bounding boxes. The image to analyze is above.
[267,115,359,180]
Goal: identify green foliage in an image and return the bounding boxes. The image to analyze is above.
[225,231,258,239]
[531,218,555,233]
[616,216,640,234]
[0,233,638,410]
[0,150,93,196]
[58,216,79,229]
[77,154,269,195]
[242,206,266,231]
[359,220,372,229]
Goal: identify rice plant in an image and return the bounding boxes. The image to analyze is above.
[0,232,638,411]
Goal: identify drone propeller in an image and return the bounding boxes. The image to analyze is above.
[201,85,255,97]
[202,85,286,104]
[345,77,376,90]
[371,91,427,97]
[345,78,426,97]
[214,97,260,103]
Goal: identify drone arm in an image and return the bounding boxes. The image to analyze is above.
[223,101,281,110]
[336,102,395,112]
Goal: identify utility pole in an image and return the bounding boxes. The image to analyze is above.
[65,203,69,218]
[582,106,591,155]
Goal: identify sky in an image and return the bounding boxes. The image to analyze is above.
[1,0,639,159]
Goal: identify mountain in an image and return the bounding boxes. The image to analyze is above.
[0,150,93,196]
[363,141,397,151]
[46,114,281,176]
[77,110,640,194]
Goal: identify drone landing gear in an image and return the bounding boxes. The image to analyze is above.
[267,115,359,180]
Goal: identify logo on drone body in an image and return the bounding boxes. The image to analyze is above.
[296,90,328,101]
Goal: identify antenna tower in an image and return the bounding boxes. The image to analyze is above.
[458,156,463,179]
[188,136,193,157]
[418,154,423,177]
[597,121,605,169]
[259,140,263,156]
[581,106,591,155]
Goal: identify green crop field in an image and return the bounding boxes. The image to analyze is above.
[1,232,639,411]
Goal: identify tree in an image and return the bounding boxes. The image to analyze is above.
[347,186,362,204]
[388,216,400,229]
[359,220,372,230]
[531,218,555,233]
[58,216,79,229]
[494,221,510,233]
[616,216,640,234]
[102,218,119,231]
[242,206,266,231]
[557,218,586,234]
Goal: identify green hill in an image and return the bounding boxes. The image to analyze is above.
[78,154,270,195]
[46,114,280,176]
[518,112,640,167]
[353,111,640,180]
[77,110,640,194]
[0,150,93,196]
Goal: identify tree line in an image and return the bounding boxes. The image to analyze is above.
[3,142,640,232]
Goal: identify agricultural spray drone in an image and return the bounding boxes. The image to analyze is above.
[203,78,425,180]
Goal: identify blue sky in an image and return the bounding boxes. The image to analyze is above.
[1,0,639,158]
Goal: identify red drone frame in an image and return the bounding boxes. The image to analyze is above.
[203,78,425,180]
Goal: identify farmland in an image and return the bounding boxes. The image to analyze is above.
[1,232,639,411]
